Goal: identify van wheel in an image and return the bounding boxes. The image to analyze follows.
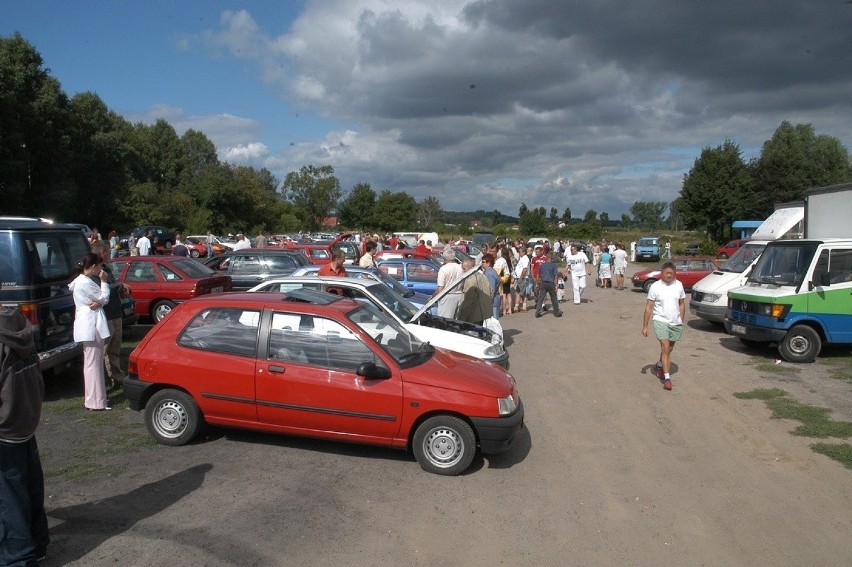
[412,416,476,476]
[778,325,821,363]
[152,300,176,322]
[145,389,202,446]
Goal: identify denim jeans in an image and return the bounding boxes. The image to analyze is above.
[0,437,49,566]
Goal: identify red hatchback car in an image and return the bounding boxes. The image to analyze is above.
[631,257,720,293]
[108,256,232,322]
[122,290,524,475]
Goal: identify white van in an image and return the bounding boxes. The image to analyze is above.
[393,231,439,247]
[689,204,804,324]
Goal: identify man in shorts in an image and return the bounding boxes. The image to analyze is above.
[641,261,685,391]
[612,242,628,290]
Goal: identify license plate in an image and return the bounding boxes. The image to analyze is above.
[730,324,746,335]
[211,286,224,293]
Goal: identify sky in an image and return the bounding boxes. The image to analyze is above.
[4,0,852,217]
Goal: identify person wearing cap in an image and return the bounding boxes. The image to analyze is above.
[233,233,250,251]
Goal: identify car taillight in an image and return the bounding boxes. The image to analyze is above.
[18,302,40,326]
[189,283,200,297]
[127,359,137,375]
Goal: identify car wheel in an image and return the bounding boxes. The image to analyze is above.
[778,325,821,363]
[190,248,200,258]
[152,300,176,322]
[642,279,656,293]
[145,389,202,446]
[412,415,476,476]
[719,253,729,259]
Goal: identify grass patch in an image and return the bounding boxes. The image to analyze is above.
[44,462,126,482]
[755,362,800,374]
[810,443,852,469]
[734,388,852,438]
[826,358,852,381]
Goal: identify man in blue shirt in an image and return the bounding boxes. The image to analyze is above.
[535,252,563,318]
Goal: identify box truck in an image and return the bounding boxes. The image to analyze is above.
[725,183,852,362]
[689,203,804,324]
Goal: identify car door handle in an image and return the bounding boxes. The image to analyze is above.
[268,365,286,373]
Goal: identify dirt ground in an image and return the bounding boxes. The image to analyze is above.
[36,263,852,566]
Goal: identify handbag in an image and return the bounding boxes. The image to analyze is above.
[499,268,510,284]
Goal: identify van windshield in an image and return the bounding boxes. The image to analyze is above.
[719,242,766,273]
[747,242,819,286]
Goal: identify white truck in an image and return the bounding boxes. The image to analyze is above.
[725,183,852,362]
[689,203,804,325]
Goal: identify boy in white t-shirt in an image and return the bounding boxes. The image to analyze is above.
[641,262,685,391]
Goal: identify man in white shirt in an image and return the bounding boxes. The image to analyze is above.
[611,243,629,290]
[433,247,463,318]
[563,244,591,305]
[233,233,251,251]
[359,241,377,268]
[136,232,151,256]
[641,262,685,391]
[511,247,532,312]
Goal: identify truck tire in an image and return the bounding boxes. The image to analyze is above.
[778,325,821,363]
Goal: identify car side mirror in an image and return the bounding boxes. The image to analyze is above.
[819,273,832,286]
[356,362,391,380]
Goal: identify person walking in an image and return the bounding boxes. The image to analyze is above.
[511,246,532,313]
[534,252,562,318]
[481,254,502,320]
[564,243,591,304]
[91,241,129,388]
[255,231,268,248]
[494,247,513,316]
[0,295,50,566]
[172,235,189,257]
[641,261,686,391]
[612,242,629,290]
[69,253,112,410]
[206,230,215,258]
[457,258,493,326]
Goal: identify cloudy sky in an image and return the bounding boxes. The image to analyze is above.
[5,1,852,217]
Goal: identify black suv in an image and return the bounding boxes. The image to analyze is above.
[203,249,310,291]
[130,225,177,248]
[0,218,91,371]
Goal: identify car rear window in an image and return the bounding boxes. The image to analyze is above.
[170,259,216,278]
[0,229,89,285]
[178,307,261,357]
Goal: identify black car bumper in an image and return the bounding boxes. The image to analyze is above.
[471,401,525,455]
[122,375,157,411]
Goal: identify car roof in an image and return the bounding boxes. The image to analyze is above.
[252,275,381,292]
[191,290,359,314]
[109,256,189,263]
[220,248,305,255]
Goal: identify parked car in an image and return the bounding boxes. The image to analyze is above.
[283,233,356,265]
[122,290,523,475]
[249,276,507,366]
[290,265,433,310]
[130,225,177,249]
[716,238,750,259]
[108,256,232,322]
[0,218,91,371]
[376,257,441,295]
[187,235,234,252]
[184,236,227,257]
[636,236,661,261]
[631,257,721,293]
[203,248,310,291]
[684,243,701,256]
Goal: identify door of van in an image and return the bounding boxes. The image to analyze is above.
[809,245,852,343]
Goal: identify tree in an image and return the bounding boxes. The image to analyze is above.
[562,207,571,222]
[752,121,851,211]
[599,212,609,224]
[518,203,529,217]
[281,165,342,230]
[630,201,668,231]
[620,213,631,228]
[678,140,757,241]
[373,190,417,232]
[418,196,443,229]
[519,211,548,235]
[549,207,558,224]
[339,183,377,229]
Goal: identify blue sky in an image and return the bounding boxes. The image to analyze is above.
[4,1,852,217]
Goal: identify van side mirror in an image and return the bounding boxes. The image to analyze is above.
[819,273,832,287]
[357,362,391,380]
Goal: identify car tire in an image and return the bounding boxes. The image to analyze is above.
[778,325,821,363]
[642,279,656,293]
[190,249,200,258]
[719,253,729,259]
[412,415,476,476]
[152,300,176,322]
[145,389,202,446]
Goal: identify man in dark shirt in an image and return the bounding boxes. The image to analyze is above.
[172,235,189,257]
[535,252,563,318]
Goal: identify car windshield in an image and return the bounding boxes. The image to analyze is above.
[719,242,766,273]
[747,242,819,286]
[366,282,420,322]
[348,304,429,365]
[170,259,217,278]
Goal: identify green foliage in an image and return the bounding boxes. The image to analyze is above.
[418,196,443,229]
[339,183,377,230]
[810,443,852,469]
[519,210,548,235]
[734,388,852,438]
[373,190,417,231]
[630,200,668,231]
[280,165,342,231]
[562,207,571,222]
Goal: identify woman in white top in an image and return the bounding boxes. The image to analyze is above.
[69,253,112,410]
